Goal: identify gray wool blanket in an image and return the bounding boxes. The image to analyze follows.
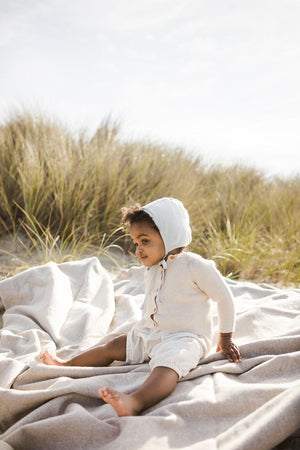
[0,257,299,450]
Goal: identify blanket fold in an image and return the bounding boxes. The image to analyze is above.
[0,257,299,450]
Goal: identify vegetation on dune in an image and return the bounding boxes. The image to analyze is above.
[0,110,299,286]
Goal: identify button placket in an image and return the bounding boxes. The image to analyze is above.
[150,294,158,326]
[148,260,167,327]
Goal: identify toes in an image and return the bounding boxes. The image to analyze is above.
[98,388,108,398]
[99,388,118,401]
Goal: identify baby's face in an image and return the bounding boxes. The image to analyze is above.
[130,222,165,267]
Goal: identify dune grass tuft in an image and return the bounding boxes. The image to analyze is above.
[0,110,299,286]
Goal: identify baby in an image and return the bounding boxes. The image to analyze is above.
[40,197,241,416]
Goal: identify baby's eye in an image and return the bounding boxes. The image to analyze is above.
[132,239,149,247]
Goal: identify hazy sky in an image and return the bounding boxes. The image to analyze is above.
[1,0,299,178]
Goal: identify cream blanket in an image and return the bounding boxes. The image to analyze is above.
[0,257,299,450]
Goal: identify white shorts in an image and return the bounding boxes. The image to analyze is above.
[126,326,207,378]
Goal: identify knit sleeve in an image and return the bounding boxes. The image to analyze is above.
[187,253,236,333]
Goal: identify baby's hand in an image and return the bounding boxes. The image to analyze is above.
[216,332,242,363]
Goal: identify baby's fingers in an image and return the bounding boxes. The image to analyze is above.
[224,344,242,363]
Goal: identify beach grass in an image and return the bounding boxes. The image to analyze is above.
[0,110,299,286]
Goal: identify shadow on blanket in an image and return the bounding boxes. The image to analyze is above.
[0,257,299,450]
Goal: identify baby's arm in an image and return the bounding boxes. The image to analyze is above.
[188,253,242,363]
[216,332,241,363]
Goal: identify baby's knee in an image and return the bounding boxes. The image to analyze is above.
[106,335,127,360]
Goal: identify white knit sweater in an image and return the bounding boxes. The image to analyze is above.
[141,251,236,341]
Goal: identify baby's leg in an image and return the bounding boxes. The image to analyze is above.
[99,366,178,416]
[39,335,127,367]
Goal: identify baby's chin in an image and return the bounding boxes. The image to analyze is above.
[139,257,164,267]
[138,257,155,267]
[139,257,151,267]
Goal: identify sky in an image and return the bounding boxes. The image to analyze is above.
[1,0,300,178]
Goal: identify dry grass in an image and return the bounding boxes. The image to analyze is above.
[0,110,299,286]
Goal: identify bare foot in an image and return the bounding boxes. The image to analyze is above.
[98,388,141,416]
[39,350,66,366]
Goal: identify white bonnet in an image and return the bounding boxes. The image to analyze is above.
[142,197,192,256]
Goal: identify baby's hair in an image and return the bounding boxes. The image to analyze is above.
[121,203,159,233]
